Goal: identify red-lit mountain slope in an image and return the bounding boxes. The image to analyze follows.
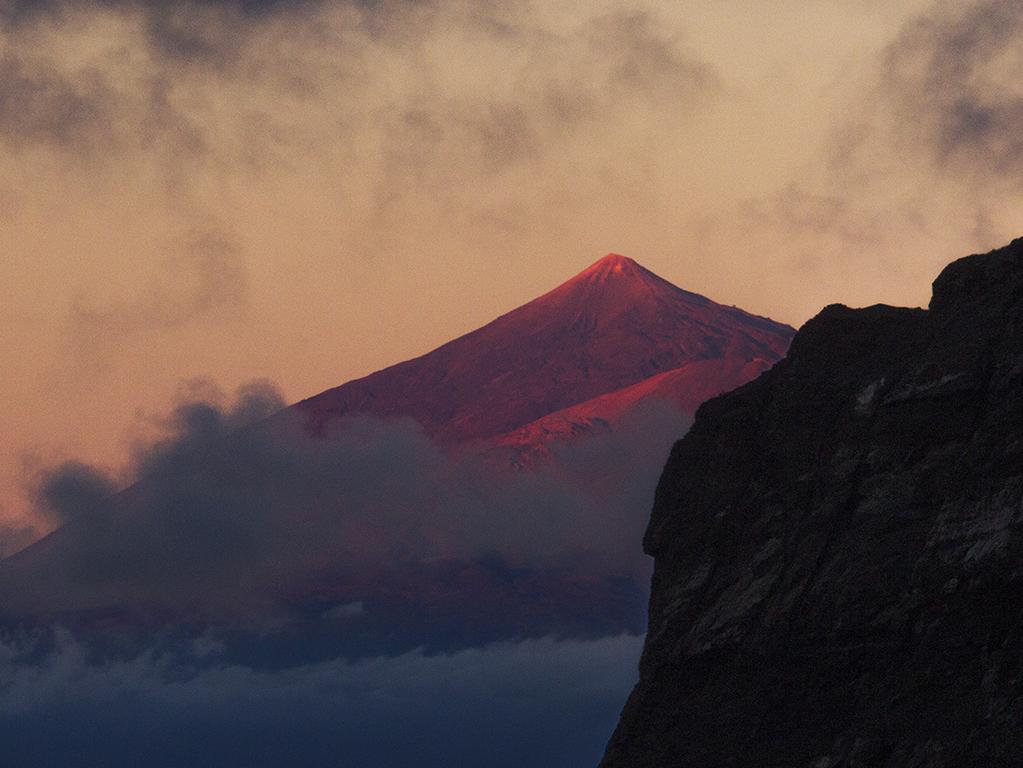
[484,355,775,466]
[295,253,794,445]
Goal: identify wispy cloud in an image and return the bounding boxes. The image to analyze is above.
[879,0,1023,184]
[66,228,247,367]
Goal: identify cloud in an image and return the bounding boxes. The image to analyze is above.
[0,521,36,559]
[679,0,1023,324]
[0,53,117,152]
[32,461,116,526]
[879,0,1023,184]
[0,48,207,166]
[0,628,643,767]
[321,599,363,619]
[0,1,718,184]
[2,380,685,632]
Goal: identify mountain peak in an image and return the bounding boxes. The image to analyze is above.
[538,251,688,321]
[577,252,643,282]
[293,250,795,444]
[594,252,634,268]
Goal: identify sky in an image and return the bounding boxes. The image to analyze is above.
[3,0,1023,539]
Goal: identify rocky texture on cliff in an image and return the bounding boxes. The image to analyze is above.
[601,238,1023,767]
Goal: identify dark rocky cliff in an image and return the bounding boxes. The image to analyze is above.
[601,238,1023,767]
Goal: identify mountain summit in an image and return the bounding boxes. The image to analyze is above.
[296,253,795,446]
[562,252,648,290]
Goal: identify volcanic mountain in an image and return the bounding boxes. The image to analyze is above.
[295,253,794,450]
[0,252,793,651]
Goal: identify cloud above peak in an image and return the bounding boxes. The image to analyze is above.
[880,0,1023,184]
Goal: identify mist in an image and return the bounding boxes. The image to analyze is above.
[0,628,644,768]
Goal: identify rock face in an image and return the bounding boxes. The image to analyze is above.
[601,238,1023,767]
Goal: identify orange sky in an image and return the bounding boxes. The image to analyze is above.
[2,0,1023,542]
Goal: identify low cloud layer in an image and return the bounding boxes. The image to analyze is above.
[0,521,35,560]
[0,628,643,768]
[0,376,675,764]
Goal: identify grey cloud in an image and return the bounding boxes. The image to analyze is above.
[0,0,723,279]
[2,1,718,182]
[129,0,328,69]
[0,45,209,163]
[32,461,116,526]
[689,0,1023,301]
[587,10,718,102]
[880,0,1023,183]
[689,181,906,288]
[477,8,718,155]
[0,0,318,24]
[3,380,685,621]
[738,183,904,253]
[362,4,720,224]
[142,2,253,65]
[2,0,382,70]
[0,54,116,152]
[135,75,209,157]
